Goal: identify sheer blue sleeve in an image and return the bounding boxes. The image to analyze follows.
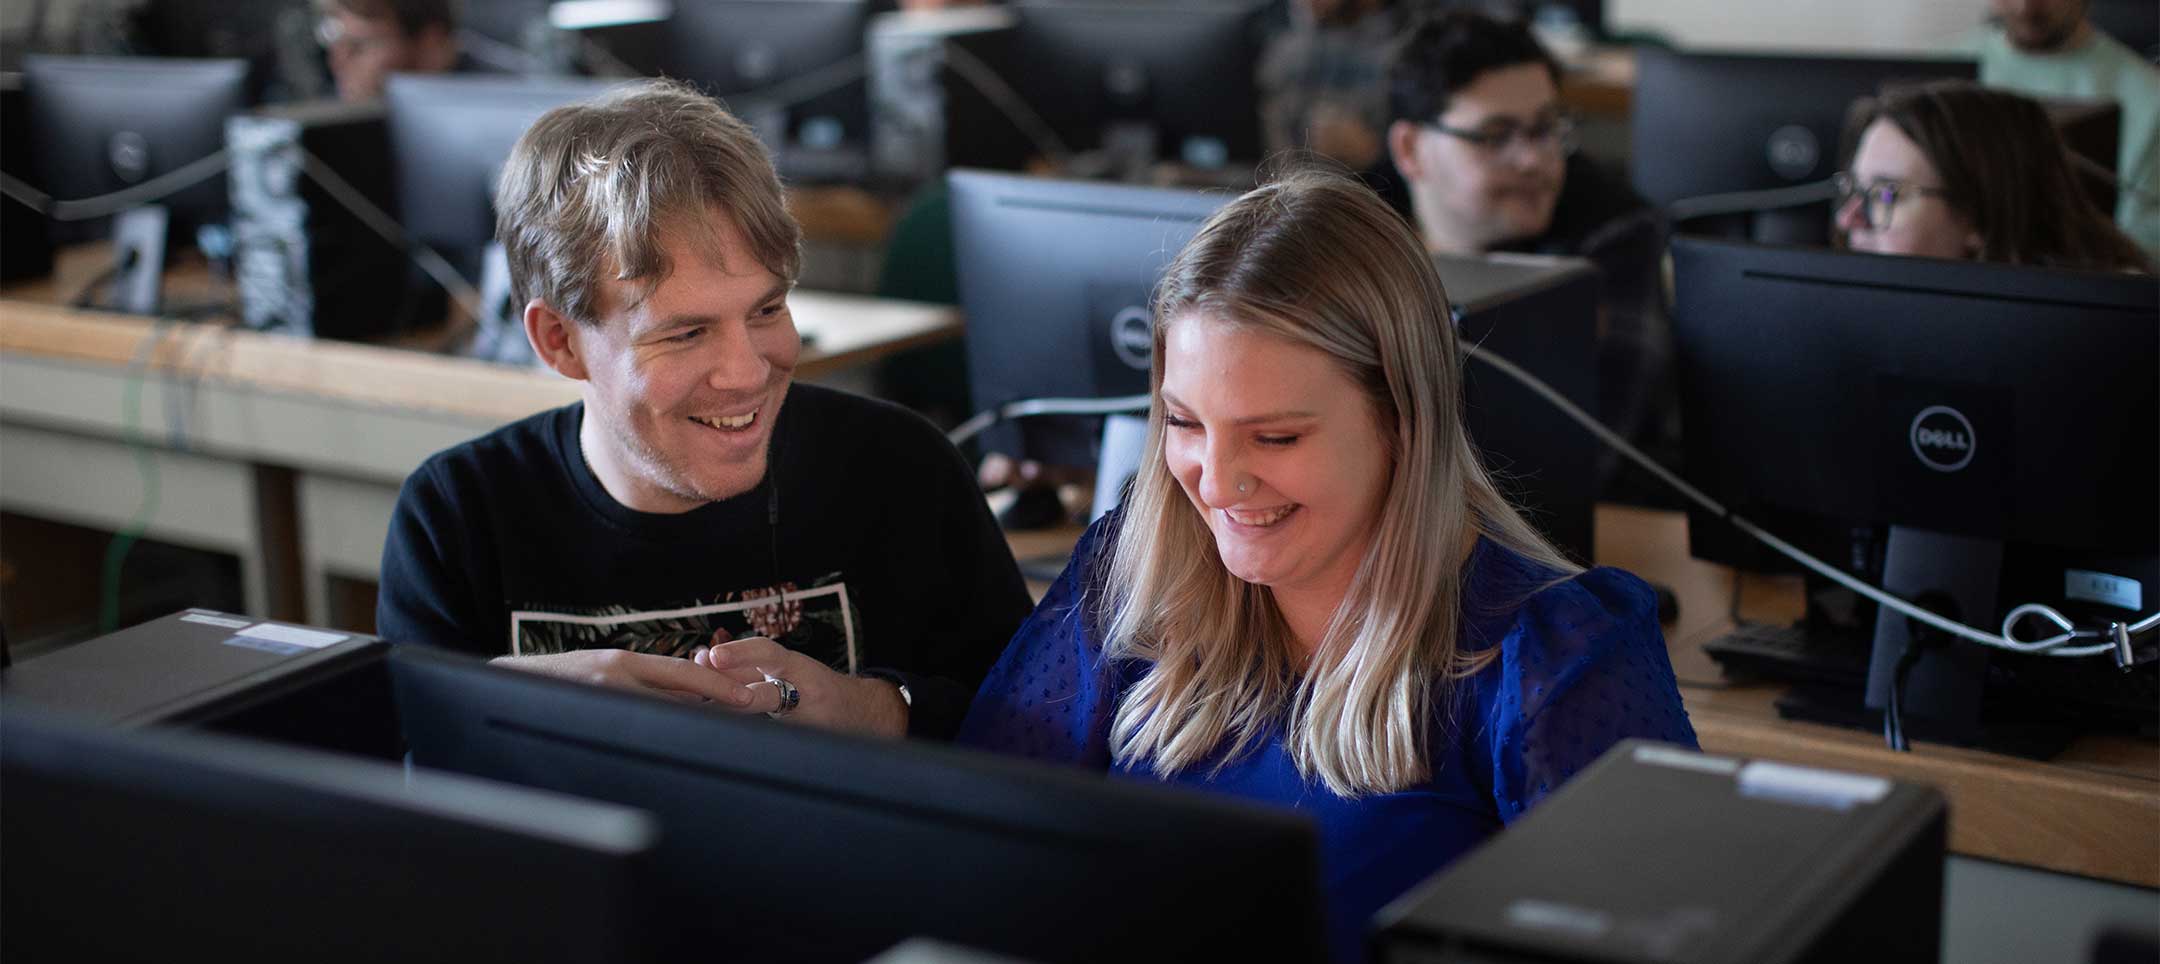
[1487,567,1697,821]
[954,516,1123,769]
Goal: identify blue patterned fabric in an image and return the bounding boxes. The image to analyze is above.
[957,516,1698,963]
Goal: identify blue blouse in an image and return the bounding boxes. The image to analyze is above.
[956,516,1698,964]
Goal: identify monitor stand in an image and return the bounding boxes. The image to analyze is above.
[1773,524,2078,760]
[104,205,170,316]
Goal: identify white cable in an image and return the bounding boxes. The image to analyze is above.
[1466,345,2151,661]
[721,52,871,116]
[1665,178,1839,223]
[0,150,231,222]
[939,41,1073,167]
[947,393,1150,447]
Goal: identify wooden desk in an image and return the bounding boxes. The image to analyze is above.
[0,283,960,627]
[998,505,2160,886]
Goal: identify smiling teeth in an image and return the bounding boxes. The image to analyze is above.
[695,411,756,430]
[1226,505,1296,527]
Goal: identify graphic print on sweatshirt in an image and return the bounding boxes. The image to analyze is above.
[507,573,859,673]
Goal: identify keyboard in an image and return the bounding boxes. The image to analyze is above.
[1703,622,1873,688]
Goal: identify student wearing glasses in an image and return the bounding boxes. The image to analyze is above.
[1382,11,1670,486]
[1838,82,2152,273]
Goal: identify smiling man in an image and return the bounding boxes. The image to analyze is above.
[1384,10,1671,490]
[377,80,1032,739]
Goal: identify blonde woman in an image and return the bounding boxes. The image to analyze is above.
[958,171,1695,963]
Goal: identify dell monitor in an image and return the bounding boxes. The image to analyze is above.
[659,0,871,181]
[1,708,658,962]
[389,644,1327,964]
[949,169,1230,469]
[943,0,1270,174]
[1670,236,2158,751]
[23,55,250,312]
[1632,49,1975,244]
[1436,252,1603,565]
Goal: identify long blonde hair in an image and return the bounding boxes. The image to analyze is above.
[1100,170,1575,797]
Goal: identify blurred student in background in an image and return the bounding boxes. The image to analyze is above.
[1838,82,2153,273]
[1977,0,2159,252]
[1382,11,1669,483]
[317,0,463,103]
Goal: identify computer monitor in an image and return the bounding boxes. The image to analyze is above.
[950,169,1230,468]
[22,55,249,251]
[1,708,659,962]
[389,645,1327,964]
[383,72,619,349]
[1631,50,1976,211]
[1437,253,1602,565]
[659,0,871,179]
[943,0,1270,173]
[384,72,620,282]
[1671,236,2158,750]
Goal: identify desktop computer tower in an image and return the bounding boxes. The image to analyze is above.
[227,100,426,341]
[1374,741,1947,964]
[0,609,399,761]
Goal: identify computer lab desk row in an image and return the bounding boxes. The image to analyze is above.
[1009,510,2160,890]
[0,277,958,624]
[4,284,2157,891]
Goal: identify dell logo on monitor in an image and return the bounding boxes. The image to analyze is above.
[1110,305,1153,371]
[1909,405,1976,472]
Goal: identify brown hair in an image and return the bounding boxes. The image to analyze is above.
[494,79,803,326]
[1859,82,2153,274]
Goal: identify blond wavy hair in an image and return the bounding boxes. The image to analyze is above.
[1101,170,1575,797]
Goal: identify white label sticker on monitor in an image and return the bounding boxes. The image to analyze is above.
[234,623,348,650]
[2065,570,2142,612]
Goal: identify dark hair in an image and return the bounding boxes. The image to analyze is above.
[1860,82,2153,274]
[319,0,457,38]
[1385,10,1559,127]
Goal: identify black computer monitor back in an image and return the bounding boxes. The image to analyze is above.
[1672,238,2158,739]
[1631,49,1977,207]
[950,169,1230,465]
[384,73,621,282]
[1,708,658,962]
[944,0,1269,171]
[1440,253,1602,564]
[389,645,1327,964]
[23,54,249,246]
[661,0,870,159]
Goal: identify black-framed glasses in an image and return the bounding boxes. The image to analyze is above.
[1833,172,1952,231]
[1426,114,1578,159]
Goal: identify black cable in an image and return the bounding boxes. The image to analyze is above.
[66,245,141,310]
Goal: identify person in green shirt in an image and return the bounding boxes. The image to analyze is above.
[1977,0,2160,253]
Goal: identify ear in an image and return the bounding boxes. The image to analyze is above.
[525,298,591,381]
[1386,120,1425,180]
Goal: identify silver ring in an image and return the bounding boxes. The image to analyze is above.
[763,674,800,718]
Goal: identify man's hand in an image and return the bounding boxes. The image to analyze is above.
[693,635,910,738]
[489,649,758,708]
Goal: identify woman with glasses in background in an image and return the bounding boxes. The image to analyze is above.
[1838,82,2152,273]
